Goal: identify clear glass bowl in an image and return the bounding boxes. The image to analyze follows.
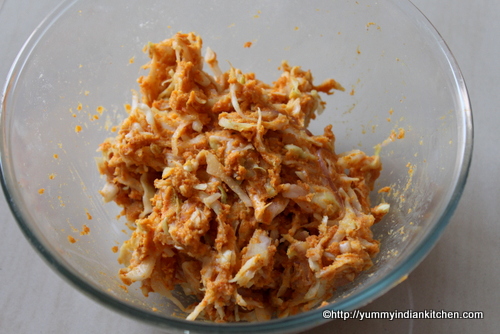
[0,0,472,333]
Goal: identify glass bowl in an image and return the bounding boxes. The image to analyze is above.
[0,0,472,333]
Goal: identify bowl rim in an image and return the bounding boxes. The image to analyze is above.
[0,0,473,332]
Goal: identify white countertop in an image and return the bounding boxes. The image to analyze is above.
[0,0,498,333]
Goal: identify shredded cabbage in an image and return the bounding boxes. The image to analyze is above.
[97,32,389,323]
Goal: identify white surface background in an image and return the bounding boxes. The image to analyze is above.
[0,0,498,333]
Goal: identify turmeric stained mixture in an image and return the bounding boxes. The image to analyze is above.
[97,32,389,322]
